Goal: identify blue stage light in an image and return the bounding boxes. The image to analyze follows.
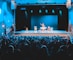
[45,9,48,13]
[39,9,42,13]
[20,8,26,10]
[59,10,62,15]
[52,9,55,13]
[31,10,33,13]
[25,11,28,16]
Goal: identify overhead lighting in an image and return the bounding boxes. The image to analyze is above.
[59,10,62,16]
[52,9,55,13]
[45,9,48,13]
[21,8,26,10]
[39,9,42,13]
[66,0,71,8]
[30,10,33,13]
[25,11,28,17]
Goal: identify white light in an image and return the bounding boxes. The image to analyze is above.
[31,10,33,13]
[66,0,71,8]
[45,9,48,13]
[39,10,42,13]
[2,24,5,28]
[0,8,2,14]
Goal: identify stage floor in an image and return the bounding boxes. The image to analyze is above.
[14,30,70,37]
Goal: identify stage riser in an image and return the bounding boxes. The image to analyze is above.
[15,33,68,37]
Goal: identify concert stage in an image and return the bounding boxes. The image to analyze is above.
[14,30,70,37]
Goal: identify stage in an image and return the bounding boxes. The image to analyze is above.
[14,30,70,37]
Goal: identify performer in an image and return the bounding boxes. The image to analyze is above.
[40,23,47,31]
[47,26,51,31]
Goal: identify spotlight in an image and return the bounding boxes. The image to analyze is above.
[2,24,5,28]
[52,9,55,13]
[39,9,42,13]
[21,8,26,10]
[25,11,28,16]
[45,9,48,13]
[0,8,1,14]
[59,10,62,16]
[30,10,33,13]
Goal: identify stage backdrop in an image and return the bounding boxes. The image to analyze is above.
[31,15,58,30]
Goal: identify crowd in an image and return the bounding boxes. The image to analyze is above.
[0,36,73,60]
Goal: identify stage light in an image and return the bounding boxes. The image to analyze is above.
[0,8,2,14]
[52,9,55,13]
[59,10,62,16]
[25,11,28,16]
[45,9,48,13]
[21,8,26,10]
[30,10,33,13]
[39,9,42,13]
[2,24,5,28]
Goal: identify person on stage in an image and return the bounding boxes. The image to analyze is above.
[40,23,47,31]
